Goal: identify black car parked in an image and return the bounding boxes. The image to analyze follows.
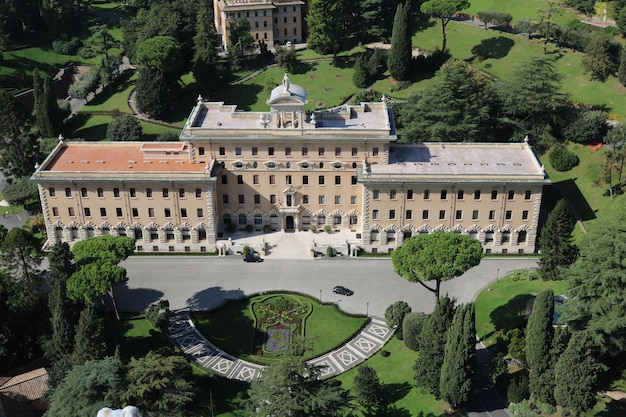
[332,286,353,296]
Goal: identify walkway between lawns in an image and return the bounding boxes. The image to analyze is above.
[167,309,394,382]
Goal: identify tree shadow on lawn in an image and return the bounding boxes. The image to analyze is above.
[364,405,415,417]
[490,294,533,334]
[67,117,110,141]
[381,382,413,404]
[3,55,61,77]
[217,83,264,111]
[552,179,596,222]
[470,36,514,60]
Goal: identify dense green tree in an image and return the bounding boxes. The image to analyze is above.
[243,338,352,417]
[554,332,607,415]
[498,57,570,152]
[228,18,255,67]
[402,311,427,351]
[0,224,7,245]
[525,289,555,403]
[619,44,626,87]
[353,364,383,409]
[388,2,412,81]
[41,0,80,37]
[135,67,170,118]
[617,6,626,37]
[537,199,578,281]
[1,227,41,284]
[121,351,194,417]
[400,60,500,143]
[146,299,170,331]
[385,300,411,328]
[414,295,456,396]
[106,115,143,141]
[47,242,77,359]
[192,0,220,97]
[440,303,475,409]
[2,176,39,206]
[353,52,371,88]
[392,233,483,301]
[275,46,299,74]
[537,0,565,54]
[68,235,135,319]
[45,356,121,417]
[359,0,401,41]
[136,36,183,117]
[0,90,41,179]
[565,0,595,16]
[582,35,619,81]
[564,109,608,144]
[420,0,470,52]
[306,0,344,66]
[561,213,626,355]
[476,11,513,29]
[71,306,108,365]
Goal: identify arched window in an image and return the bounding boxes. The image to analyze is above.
[238,214,247,225]
[370,229,379,241]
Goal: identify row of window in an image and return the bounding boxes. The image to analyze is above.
[50,187,204,199]
[223,214,358,226]
[372,209,530,221]
[223,174,358,186]
[52,207,205,219]
[369,230,528,245]
[217,146,380,158]
[372,189,533,201]
[227,6,297,19]
[222,194,359,205]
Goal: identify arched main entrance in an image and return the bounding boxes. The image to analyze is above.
[285,215,295,230]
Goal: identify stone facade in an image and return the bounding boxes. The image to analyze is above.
[213,0,305,49]
[32,77,550,253]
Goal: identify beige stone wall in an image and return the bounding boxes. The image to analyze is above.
[39,180,217,252]
[362,183,543,254]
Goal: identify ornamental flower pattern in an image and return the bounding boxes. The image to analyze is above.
[252,295,312,355]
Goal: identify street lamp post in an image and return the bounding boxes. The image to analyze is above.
[366,302,369,317]
[319,289,322,305]
[496,268,500,283]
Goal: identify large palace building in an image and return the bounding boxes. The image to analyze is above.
[32,76,550,254]
[213,0,305,49]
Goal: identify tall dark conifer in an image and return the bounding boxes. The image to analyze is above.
[33,69,57,138]
[48,242,78,359]
[440,303,475,409]
[414,295,455,396]
[72,306,108,365]
[388,2,411,81]
[538,199,578,280]
[618,44,626,87]
[192,0,220,97]
[526,289,555,403]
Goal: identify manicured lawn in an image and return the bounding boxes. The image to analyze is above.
[336,337,449,416]
[79,70,136,114]
[411,21,626,118]
[466,0,581,24]
[474,272,567,348]
[192,293,367,364]
[0,192,24,215]
[110,313,169,359]
[539,143,626,240]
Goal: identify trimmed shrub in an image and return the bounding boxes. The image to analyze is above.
[245,224,253,233]
[242,245,251,255]
[78,45,98,59]
[385,301,411,328]
[52,37,82,55]
[309,225,317,233]
[402,311,427,351]
[549,144,580,171]
[324,225,332,233]
[326,246,334,257]
[380,349,390,357]
[225,223,237,233]
[263,225,271,233]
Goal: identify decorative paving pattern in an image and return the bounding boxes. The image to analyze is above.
[167,309,394,382]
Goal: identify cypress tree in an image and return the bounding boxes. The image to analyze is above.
[33,69,57,137]
[554,332,607,415]
[440,303,475,409]
[193,0,220,97]
[353,364,383,409]
[388,2,412,81]
[525,289,555,403]
[72,306,108,365]
[414,295,455,396]
[353,53,371,88]
[619,44,626,87]
[538,199,578,280]
[48,242,78,358]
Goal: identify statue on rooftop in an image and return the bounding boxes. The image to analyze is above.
[282,73,290,92]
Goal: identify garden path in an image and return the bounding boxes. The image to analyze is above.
[167,309,394,382]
